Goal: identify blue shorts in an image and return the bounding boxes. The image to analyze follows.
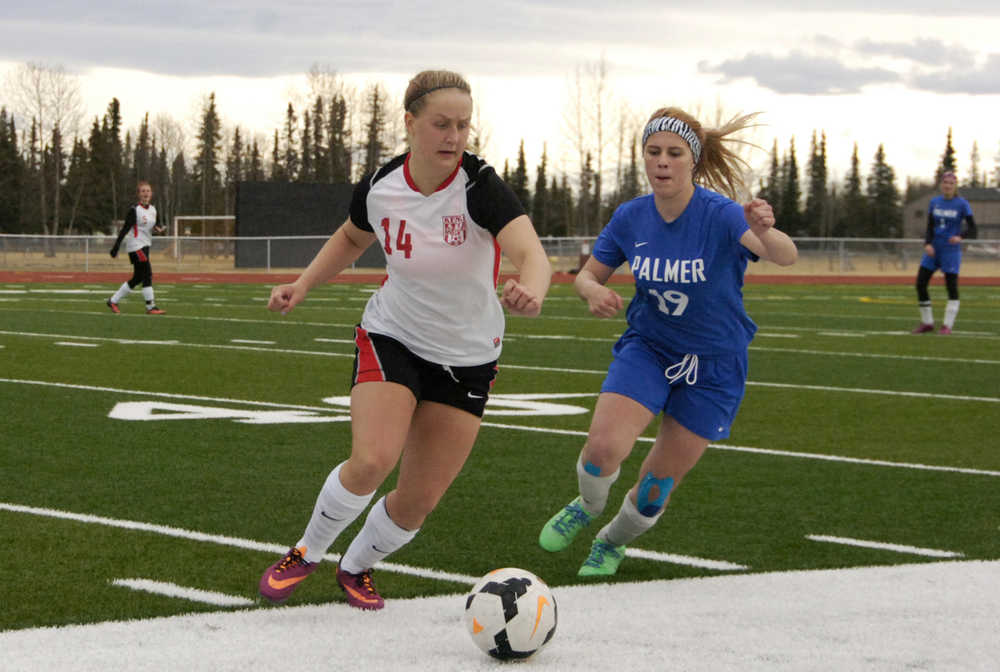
[600,331,748,441]
[920,246,961,275]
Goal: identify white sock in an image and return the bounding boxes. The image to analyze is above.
[918,302,933,325]
[597,493,662,547]
[111,282,131,304]
[339,496,418,574]
[577,454,620,517]
[142,286,155,305]
[297,463,375,563]
[943,300,959,328]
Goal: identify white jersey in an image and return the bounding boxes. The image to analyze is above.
[349,152,525,366]
[122,203,159,253]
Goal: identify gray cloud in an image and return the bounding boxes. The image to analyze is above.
[855,38,977,68]
[910,53,1000,94]
[699,51,900,94]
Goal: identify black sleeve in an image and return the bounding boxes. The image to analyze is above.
[961,214,977,240]
[349,172,375,232]
[465,157,527,237]
[113,207,135,249]
[924,212,934,245]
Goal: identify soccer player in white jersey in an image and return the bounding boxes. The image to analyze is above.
[538,106,797,576]
[258,70,552,610]
[106,181,165,314]
[911,171,976,335]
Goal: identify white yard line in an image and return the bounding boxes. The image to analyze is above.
[0,502,478,586]
[806,535,964,558]
[110,579,255,607]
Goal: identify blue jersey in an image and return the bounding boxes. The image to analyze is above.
[928,195,973,248]
[592,186,758,357]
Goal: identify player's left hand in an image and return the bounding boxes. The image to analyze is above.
[500,278,542,317]
[948,235,962,244]
[744,199,775,235]
[153,225,166,235]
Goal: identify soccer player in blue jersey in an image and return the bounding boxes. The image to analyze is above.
[911,172,976,335]
[258,70,551,609]
[538,106,797,576]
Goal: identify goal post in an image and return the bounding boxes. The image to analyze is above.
[171,215,236,260]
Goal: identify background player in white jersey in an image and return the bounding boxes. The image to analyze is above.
[259,70,551,610]
[538,106,797,576]
[106,181,165,314]
[911,171,976,335]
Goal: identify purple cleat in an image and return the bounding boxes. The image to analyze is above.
[336,566,384,610]
[938,325,952,335]
[259,546,317,604]
[911,323,934,334]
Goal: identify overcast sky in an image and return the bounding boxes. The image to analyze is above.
[2,1,999,187]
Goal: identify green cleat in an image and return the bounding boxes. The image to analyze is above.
[539,496,594,552]
[577,538,626,577]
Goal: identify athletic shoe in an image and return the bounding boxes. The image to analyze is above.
[259,546,317,604]
[910,323,934,334]
[938,325,952,335]
[106,299,120,314]
[336,566,384,610]
[539,496,594,552]
[577,538,627,577]
[146,306,165,315]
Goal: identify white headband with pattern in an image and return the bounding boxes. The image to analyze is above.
[642,116,702,164]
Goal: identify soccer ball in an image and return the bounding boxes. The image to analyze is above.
[463,567,557,660]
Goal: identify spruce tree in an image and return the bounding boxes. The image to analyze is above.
[509,140,531,212]
[248,138,264,182]
[804,131,828,237]
[935,127,956,183]
[299,110,313,182]
[778,138,802,235]
[967,142,982,188]
[312,96,329,183]
[866,144,901,238]
[0,109,23,232]
[532,144,549,235]
[328,94,351,182]
[839,143,867,237]
[361,84,388,176]
[192,92,223,215]
[282,103,299,181]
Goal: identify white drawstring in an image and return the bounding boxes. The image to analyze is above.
[664,353,699,385]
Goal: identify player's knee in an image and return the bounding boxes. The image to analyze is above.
[636,472,674,517]
[581,437,626,475]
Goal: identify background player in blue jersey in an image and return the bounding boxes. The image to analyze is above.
[539,106,797,576]
[911,172,976,335]
[258,70,551,610]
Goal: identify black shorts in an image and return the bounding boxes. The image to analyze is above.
[351,326,498,417]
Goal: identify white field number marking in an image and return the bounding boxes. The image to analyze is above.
[108,393,593,424]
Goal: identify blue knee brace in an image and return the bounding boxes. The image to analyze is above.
[636,473,673,517]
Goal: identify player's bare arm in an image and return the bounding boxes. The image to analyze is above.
[268,218,376,314]
[574,256,623,318]
[496,215,551,317]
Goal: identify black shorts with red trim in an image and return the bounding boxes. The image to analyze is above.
[352,326,498,417]
[128,246,151,264]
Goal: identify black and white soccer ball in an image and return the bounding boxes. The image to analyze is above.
[463,567,557,661]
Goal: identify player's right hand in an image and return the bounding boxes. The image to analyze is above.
[585,285,623,318]
[267,283,305,315]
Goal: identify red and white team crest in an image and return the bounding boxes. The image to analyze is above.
[442,215,467,246]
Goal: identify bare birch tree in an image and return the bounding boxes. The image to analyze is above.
[4,62,83,237]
